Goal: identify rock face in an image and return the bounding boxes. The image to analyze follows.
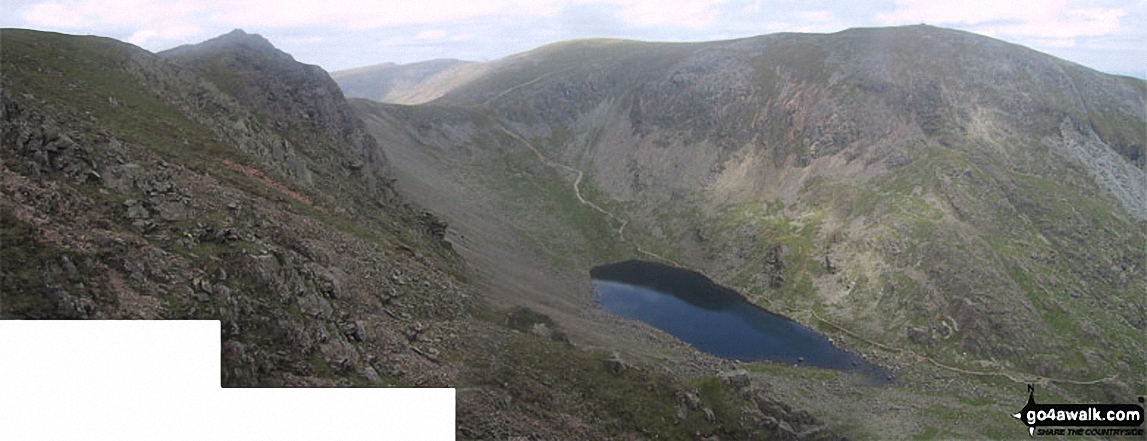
[2,28,826,440]
[354,24,1145,389]
[161,29,393,203]
[1,29,465,388]
[434,26,1143,212]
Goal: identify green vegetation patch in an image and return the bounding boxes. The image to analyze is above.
[0,207,112,318]
[3,30,250,170]
[468,127,631,271]
[470,324,766,440]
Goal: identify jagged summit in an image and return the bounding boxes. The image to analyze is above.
[161,28,287,61]
[1,27,454,387]
[160,27,392,199]
[214,28,275,49]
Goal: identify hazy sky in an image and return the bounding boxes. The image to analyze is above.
[3,0,1144,77]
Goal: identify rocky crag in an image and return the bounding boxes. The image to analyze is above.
[2,28,833,440]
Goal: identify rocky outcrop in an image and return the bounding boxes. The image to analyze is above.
[504,306,569,343]
[1,84,471,386]
[764,244,787,288]
[160,30,396,215]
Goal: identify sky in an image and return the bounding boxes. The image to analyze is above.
[3,0,1144,77]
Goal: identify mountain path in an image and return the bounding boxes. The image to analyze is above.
[495,123,1113,388]
[486,67,577,105]
[496,123,680,266]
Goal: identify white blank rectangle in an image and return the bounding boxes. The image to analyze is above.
[0,321,454,440]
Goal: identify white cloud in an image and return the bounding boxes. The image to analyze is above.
[880,0,1058,25]
[211,0,563,29]
[408,29,473,42]
[22,0,208,48]
[599,0,728,28]
[795,10,830,22]
[760,9,844,34]
[24,0,208,28]
[762,21,846,34]
[127,23,201,46]
[127,29,159,45]
[10,0,1142,76]
[1031,37,1078,47]
[283,36,329,44]
[17,0,563,32]
[986,7,1125,38]
[879,0,1126,39]
[22,3,89,28]
[188,0,729,31]
[413,29,450,40]
[18,0,740,36]
[89,0,206,26]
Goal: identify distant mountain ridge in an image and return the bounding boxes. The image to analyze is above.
[332,58,488,104]
[346,27,1143,216]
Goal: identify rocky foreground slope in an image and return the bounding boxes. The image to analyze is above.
[1,28,837,439]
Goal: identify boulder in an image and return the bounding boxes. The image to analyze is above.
[719,369,751,390]
[603,352,629,376]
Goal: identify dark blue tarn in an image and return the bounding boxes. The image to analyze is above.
[592,260,889,381]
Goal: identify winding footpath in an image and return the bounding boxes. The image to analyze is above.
[496,123,1114,387]
[496,123,681,266]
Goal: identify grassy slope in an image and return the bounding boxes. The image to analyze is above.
[533,134,1143,439]
[2,30,249,169]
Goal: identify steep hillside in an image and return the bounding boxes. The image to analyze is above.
[332,58,488,104]
[1,28,827,440]
[160,30,396,207]
[1,27,460,387]
[354,25,1146,438]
